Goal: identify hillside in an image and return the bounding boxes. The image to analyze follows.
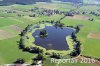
[55,0,100,4]
[0,0,51,5]
[54,0,83,3]
[83,0,100,4]
[0,0,100,6]
[61,0,83,3]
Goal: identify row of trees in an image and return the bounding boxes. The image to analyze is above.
[70,41,81,57]
[19,38,44,54]
[54,22,64,28]
[70,31,81,57]
[50,52,62,59]
[31,53,45,65]
[13,58,25,64]
[80,55,100,61]
[90,11,100,16]
[18,22,46,65]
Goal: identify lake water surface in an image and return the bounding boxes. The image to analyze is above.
[32,26,74,50]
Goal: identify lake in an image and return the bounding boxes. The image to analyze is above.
[32,26,75,50]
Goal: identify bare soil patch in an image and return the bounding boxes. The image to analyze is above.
[10,25,22,32]
[88,33,100,39]
[0,30,14,40]
[66,15,90,20]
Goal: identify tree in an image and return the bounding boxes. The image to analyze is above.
[14,58,25,64]
[31,60,37,65]
[75,26,80,33]
[29,47,43,54]
[33,53,45,61]
[70,41,81,57]
[89,18,94,21]
[70,51,78,57]
[50,52,61,59]
[71,32,76,39]
[54,22,64,28]
[50,20,54,24]
[20,30,26,36]
[39,30,48,38]
[29,14,36,17]
[65,12,74,16]
[19,38,25,49]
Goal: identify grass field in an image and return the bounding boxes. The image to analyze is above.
[43,58,96,66]
[61,16,100,58]
[0,2,100,66]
